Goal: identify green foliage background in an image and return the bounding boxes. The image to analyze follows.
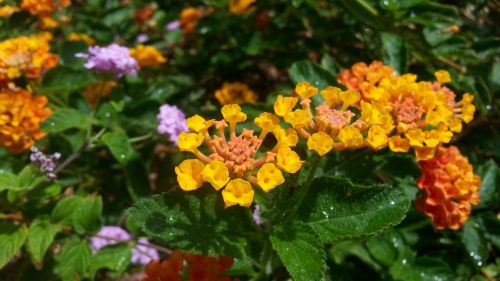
[0,0,499,280]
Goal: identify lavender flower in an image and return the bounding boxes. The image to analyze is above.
[90,226,131,252]
[30,147,61,181]
[90,226,160,266]
[132,238,160,265]
[252,204,265,226]
[165,20,181,31]
[76,43,139,78]
[136,33,149,43]
[156,104,188,144]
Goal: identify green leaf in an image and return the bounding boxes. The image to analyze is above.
[16,165,45,191]
[0,222,28,269]
[289,60,337,90]
[476,160,499,209]
[270,222,326,281]
[390,256,453,281]
[0,165,44,192]
[41,108,91,133]
[128,190,255,258]
[39,66,96,95]
[89,244,132,277]
[51,196,82,225]
[72,196,103,234]
[381,32,407,74]
[477,212,500,249]
[51,196,102,234]
[55,239,92,281]
[297,176,413,243]
[101,132,134,165]
[460,218,488,268]
[0,171,19,192]
[365,235,398,267]
[26,217,60,263]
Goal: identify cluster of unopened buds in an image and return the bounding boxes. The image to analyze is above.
[175,104,302,207]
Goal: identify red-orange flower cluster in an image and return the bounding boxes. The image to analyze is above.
[416,146,481,230]
[142,251,239,281]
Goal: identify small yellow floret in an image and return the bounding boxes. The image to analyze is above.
[274,95,298,117]
[222,179,254,207]
[175,159,205,191]
[202,160,230,190]
[256,163,285,192]
[435,70,451,84]
[338,126,364,149]
[221,104,247,124]
[177,132,204,152]
[284,109,310,128]
[295,81,318,99]
[307,132,333,156]
[276,146,303,173]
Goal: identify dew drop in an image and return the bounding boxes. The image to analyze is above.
[105,112,111,118]
[401,259,407,265]
[390,200,395,205]
[120,154,126,159]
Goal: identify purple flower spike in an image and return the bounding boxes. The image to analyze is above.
[156,104,188,144]
[30,146,61,181]
[76,43,139,78]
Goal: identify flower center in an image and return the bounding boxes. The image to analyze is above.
[392,97,424,124]
[208,129,262,177]
[315,104,354,130]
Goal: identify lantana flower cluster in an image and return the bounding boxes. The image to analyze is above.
[274,61,475,160]
[175,104,302,207]
[20,0,71,29]
[0,33,58,86]
[214,82,258,105]
[143,250,238,281]
[0,88,52,153]
[416,146,481,230]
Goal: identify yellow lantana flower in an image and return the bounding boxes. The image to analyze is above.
[175,159,205,191]
[274,95,298,117]
[388,136,410,153]
[221,104,247,124]
[295,81,318,99]
[366,125,388,150]
[320,86,342,107]
[202,160,230,190]
[434,70,451,84]
[273,128,298,147]
[338,126,364,149]
[256,163,285,192]
[177,132,204,153]
[284,109,310,128]
[130,44,167,67]
[276,146,303,173]
[307,132,333,156]
[222,179,254,207]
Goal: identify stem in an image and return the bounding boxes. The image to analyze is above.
[90,234,172,255]
[285,154,321,223]
[54,128,106,174]
[129,133,153,143]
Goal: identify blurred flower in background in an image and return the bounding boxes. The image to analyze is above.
[156,104,188,144]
